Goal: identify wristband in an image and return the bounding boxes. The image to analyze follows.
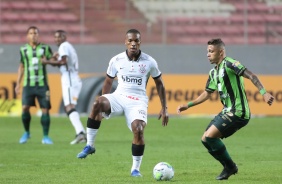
[187,102,194,107]
[259,88,266,95]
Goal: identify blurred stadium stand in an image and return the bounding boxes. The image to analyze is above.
[0,0,282,44]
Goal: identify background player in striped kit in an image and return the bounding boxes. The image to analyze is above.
[42,30,86,144]
[177,38,274,180]
[15,26,54,144]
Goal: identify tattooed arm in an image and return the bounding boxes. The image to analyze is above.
[242,69,274,106]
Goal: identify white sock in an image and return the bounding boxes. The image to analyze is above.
[131,156,143,172]
[86,128,98,147]
[69,111,85,135]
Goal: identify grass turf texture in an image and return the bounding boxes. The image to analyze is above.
[0,116,281,184]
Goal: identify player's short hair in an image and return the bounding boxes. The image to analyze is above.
[207,38,225,49]
[126,29,141,36]
[55,30,67,36]
[27,26,39,33]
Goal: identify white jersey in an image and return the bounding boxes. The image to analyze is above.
[58,41,81,86]
[106,51,162,97]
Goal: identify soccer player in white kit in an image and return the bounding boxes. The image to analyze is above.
[42,30,86,144]
[77,29,169,177]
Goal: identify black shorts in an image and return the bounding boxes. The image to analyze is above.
[205,112,250,138]
[22,86,51,109]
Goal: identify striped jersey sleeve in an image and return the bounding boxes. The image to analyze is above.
[225,57,246,76]
[205,69,217,93]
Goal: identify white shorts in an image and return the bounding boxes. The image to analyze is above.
[102,92,148,131]
[61,80,82,106]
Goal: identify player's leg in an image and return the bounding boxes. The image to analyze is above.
[202,113,249,180]
[19,87,34,144]
[37,86,53,144]
[130,120,146,177]
[77,95,114,158]
[63,83,86,144]
[125,99,147,177]
[19,105,31,144]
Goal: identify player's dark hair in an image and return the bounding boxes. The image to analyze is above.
[126,29,141,36]
[207,38,225,48]
[55,30,67,35]
[27,26,39,33]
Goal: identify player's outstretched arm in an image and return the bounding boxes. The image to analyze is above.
[41,55,66,66]
[242,69,274,106]
[177,91,211,114]
[154,77,169,126]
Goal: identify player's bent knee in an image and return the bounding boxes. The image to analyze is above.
[132,121,145,138]
[93,96,108,109]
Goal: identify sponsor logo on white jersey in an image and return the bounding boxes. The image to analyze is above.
[121,75,142,85]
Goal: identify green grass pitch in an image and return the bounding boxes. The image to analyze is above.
[0,116,281,184]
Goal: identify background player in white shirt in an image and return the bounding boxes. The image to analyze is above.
[77,29,169,177]
[42,30,86,144]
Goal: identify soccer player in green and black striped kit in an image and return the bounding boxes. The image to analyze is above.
[177,38,274,180]
[15,26,54,144]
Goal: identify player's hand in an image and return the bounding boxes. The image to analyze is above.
[263,92,274,106]
[40,57,48,65]
[53,52,59,59]
[177,104,189,114]
[158,107,169,126]
[15,84,21,95]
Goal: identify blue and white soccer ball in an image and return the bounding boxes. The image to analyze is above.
[153,162,174,181]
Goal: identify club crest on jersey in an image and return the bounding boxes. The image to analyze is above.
[139,64,146,73]
[39,48,44,55]
[232,61,240,67]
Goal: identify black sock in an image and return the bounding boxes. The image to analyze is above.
[87,118,101,129]
[22,112,31,132]
[132,144,145,156]
[41,113,50,136]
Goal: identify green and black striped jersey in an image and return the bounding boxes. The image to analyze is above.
[20,43,53,87]
[205,57,250,119]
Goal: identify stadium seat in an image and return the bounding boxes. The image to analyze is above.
[233,2,252,12]
[249,36,266,44]
[2,12,20,22]
[67,24,89,34]
[230,14,244,24]
[47,2,67,11]
[247,26,266,35]
[1,35,26,43]
[39,13,57,22]
[35,24,54,34]
[190,17,211,25]
[230,36,246,44]
[184,25,205,35]
[264,14,282,23]
[271,5,282,13]
[29,2,47,10]
[167,26,185,35]
[0,1,11,10]
[10,1,28,10]
[11,24,29,33]
[204,25,224,36]
[247,14,265,24]
[21,13,40,22]
[211,16,230,25]
[222,26,243,35]
[58,13,78,22]
[0,24,11,34]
